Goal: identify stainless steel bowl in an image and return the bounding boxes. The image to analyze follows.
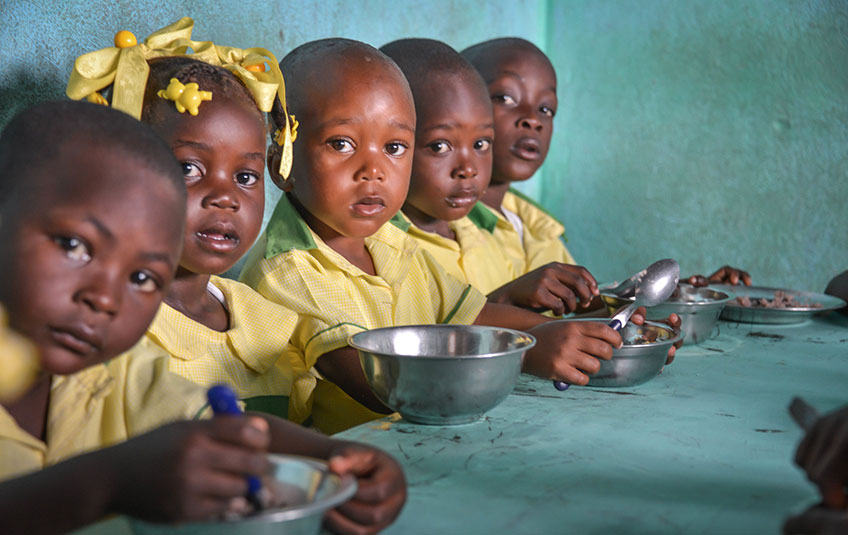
[601,284,733,345]
[556,319,682,387]
[133,455,357,535]
[350,325,535,425]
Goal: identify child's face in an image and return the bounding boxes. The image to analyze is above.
[486,49,557,184]
[156,98,266,275]
[0,146,184,375]
[407,73,494,222]
[289,60,416,240]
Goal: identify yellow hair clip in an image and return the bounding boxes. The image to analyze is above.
[157,78,212,115]
[66,17,297,178]
[274,115,298,145]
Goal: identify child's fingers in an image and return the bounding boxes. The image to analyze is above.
[329,449,377,478]
[576,321,622,350]
[329,491,407,531]
[552,364,591,386]
[206,416,271,451]
[741,271,753,285]
[324,508,383,535]
[542,281,576,315]
[192,469,253,499]
[550,265,594,305]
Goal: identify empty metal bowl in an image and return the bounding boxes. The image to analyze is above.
[132,455,357,535]
[556,318,682,387]
[601,284,733,345]
[350,325,535,425]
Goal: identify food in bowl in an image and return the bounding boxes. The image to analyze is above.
[734,290,822,309]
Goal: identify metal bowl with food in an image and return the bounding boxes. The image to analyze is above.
[350,325,535,425]
[555,318,683,387]
[601,283,733,345]
[714,285,846,324]
[132,455,357,535]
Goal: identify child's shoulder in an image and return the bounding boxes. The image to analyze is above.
[503,188,565,240]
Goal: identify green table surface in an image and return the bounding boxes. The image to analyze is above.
[337,314,848,535]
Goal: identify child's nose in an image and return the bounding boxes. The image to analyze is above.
[77,270,122,316]
[452,157,478,180]
[516,107,543,132]
[354,153,385,182]
[203,189,240,211]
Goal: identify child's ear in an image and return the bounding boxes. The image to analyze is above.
[267,144,294,192]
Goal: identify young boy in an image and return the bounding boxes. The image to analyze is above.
[0,101,405,534]
[462,38,752,287]
[241,38,642,435]
[381,38,599,316]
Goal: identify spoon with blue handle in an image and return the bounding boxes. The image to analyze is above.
[553,258,680,391]
[207,384,264,511]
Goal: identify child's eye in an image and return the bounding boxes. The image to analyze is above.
[428,141,451,154]
[385,142,408,156]
[54,236,91,263]
[540,106,555,118]
[129,271,159,293]
[181,162,203,180]
[328,139,354,153]
[492,94,517,106]
[474,139,492,152]
[235,172,260,187]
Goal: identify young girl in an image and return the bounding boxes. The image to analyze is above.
[64,20,407,532]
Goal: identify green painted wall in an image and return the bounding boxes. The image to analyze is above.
[2,0,845,291]
[542,0,848,291]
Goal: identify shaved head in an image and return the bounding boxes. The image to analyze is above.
[461,37,555,84]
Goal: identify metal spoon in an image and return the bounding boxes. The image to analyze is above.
[553,258,680,391]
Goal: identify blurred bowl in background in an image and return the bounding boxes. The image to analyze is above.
[350,325,535,425]
[601,283,733,345]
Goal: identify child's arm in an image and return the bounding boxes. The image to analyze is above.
[794,405,848,509]
[315,347,394,414]
[0,417,272,532]
[487,262,601,315]
[685,265,752,287]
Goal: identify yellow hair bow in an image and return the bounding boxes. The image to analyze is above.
[66,17,296,179]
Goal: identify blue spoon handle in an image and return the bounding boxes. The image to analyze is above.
[207,385,262,496]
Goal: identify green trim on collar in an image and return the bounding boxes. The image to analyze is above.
[264,194,317,258]
[243,395,289,419]
[388,211,411,232]
[466,202,499,233]
[508,187,564,226]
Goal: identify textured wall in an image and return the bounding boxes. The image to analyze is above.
[543,0,848,291]
[1,0,846,291]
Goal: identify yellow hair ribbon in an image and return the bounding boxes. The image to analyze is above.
[66,17,297,179]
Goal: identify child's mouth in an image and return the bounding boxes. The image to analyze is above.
[445,189,479,208]
[50,325,101,356]
[511,137,542,161]
[351,196,386,217]
[196,228,240,252]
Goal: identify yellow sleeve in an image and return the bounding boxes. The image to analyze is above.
[419,249,487,325]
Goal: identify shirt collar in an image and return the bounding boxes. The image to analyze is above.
[466,202,501,233]
[264,194,317,258]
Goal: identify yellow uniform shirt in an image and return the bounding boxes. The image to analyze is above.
[0,348,208,482]
[469,189,576,275]
[240,195,487,434]
[142,275,297,419]
[0,306,37,402]
[393,211,517,295]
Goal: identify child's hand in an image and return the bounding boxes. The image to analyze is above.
[630,308,682,364]
[784,504,848,534]
[795,406,848,509]
[324,445,407,534]
[523,320,620,385]
[111,416,271,523]
[490,262,599,315]
[686,265,752,287]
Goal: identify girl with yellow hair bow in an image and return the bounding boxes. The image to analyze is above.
[64,19,408,532]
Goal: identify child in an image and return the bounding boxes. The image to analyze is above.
[380,38,599,316]
[241,38,648,435]
[66,22,304,418]
[461,38,751,288]
[0,101,405,534]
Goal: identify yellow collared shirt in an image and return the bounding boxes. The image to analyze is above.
[472,189,576,275]
[0,348,209,482]
[142,275,297,419]
[396,211,517,295]
[240,195,487,434]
